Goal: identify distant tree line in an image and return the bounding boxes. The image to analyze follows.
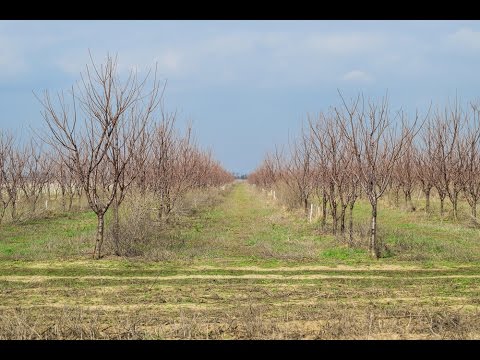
[232,173,248,180]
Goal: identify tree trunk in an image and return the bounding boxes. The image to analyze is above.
[406,192,415,212]
[77,189,82,210]
[340,205,347,235]
[472,202,477,219]
[370,202,379,259]
[32,199,37,213]
[112,196,120,256]
[348,203,354,247]
[303,197,308,218]
[0,205,6,224]
[394,187,399,207]
[11,200,17,221]
[321,191,327,229]
[61,187,66,212]
[158,191,164,220]
[68,194,73,211]
[331,201,337,235]
[93,212,105,260]
[440,196,445,217]
[452,196,458,221]
[425,188,430,213]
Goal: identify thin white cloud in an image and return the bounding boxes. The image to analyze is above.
[447,27,480,51]
[0,35,28,79]
[159,51,181,71]
[305,32,386,55]
[342,70,373,83]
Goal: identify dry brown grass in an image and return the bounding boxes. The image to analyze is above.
[0,302,478,339]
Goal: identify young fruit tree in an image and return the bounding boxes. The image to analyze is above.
[37,53,163,259]
[0,131,14,223]
[335,92,420,258]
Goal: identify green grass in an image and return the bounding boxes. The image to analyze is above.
[0,211,96,259]
[3,182,480,266]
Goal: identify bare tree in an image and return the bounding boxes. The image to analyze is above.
[336,92,418,258]
[430,102,463,220]
[0,134,25,221]
[394,132,416,212]
[50,150,79,212]
[462,102,480,219]
[248,152,278,190]
[149,111,178,220]
[309,112,343,235]
[19,140,51,214]
[275,127,314,217]
[309,111,361,240]
[37,53,163,259]
[415,118,436,213]
[0,132,14,223]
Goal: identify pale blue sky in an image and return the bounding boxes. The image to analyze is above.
[1,20,480,173]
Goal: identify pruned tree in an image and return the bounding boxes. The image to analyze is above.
[394,131,416,212]
[336,92,419,258]
[415,117,436,213]
[309,110,360,240]
[275,127,315,217]
[430,101,463,220]
[37,53,163,259]
[19,140,51,214]
[0,131,14,223]
[462,102,480,220]
[248,152,278,190]
[0,133,25,221]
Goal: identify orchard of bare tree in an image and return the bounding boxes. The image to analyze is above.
[1,48,480,340]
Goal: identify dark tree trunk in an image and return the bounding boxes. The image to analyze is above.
[321,191,327,229]
[348,203,354,247]
[11,199,17,221]
[68,194,73,211]
[94,212,105,260]
[440,196,445,217]
[406,192,415,212]
[61,187,66,212]
[340,205,347,235]
[425,188,430,213]
[452,195,458,221]
[331,201,337,235]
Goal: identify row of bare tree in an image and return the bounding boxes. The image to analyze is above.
[391,99,480,221]
[0,136,58,223]
[249,92,480,258]
[1,54,233,259]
